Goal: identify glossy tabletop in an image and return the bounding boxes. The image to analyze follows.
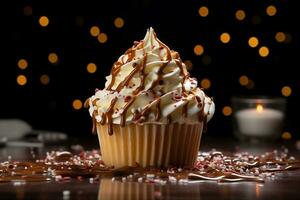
[1,137,300,200]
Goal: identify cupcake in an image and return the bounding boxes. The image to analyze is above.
[87,28,214,168]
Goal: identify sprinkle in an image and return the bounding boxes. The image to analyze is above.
[168,176,177,183]
[178,179,188,184]
[12,180,26,186]
[154,191,162,198]
[55,175,63,181]
[289,156,295,160]
[153,179,167,185]
[63,176,71,181]
[146,174,155,179]
[124,96,132,102]
[63,190,70,200]
[1,148,299,184]
[89,178,94,184]
[138,177,143,182]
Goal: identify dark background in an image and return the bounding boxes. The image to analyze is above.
[1,0,299,139]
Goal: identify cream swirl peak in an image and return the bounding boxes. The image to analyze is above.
[88,28,215,135]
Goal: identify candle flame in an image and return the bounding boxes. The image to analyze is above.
[256,104,263,112]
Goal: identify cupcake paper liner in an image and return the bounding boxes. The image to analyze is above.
[97,123,203,168]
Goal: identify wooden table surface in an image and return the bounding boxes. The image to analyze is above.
[1,136,300,200]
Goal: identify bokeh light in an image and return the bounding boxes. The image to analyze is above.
[72,99,83,110]
[48,53,59,64]
[282,132,292,140]
[220,32,231,43]
[248,37,259,48]
[97,33,108,43]
[90,26,100,37]
[258,46,269,57]
[114,17,124,28]
[193,44,204,56]
[200,78,211,89]
[266,5,277,16]
[222,106,232,116]
[239,75,249,86]
[198,6,209,17]
[87,63,97,73]
[17,75,27,86]
[40,74,50,85]
[39,16,49,27]
[281,86,292,97]
[235,10,246,21]
[17,59,28,70]
[275,32,286,43]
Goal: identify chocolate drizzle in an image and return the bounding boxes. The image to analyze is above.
[103,97,118,135]
[155,98,161,121]
[107,61,122,90]
[92,114,97,134]
[89,28,212,135]
[120,97,136,127]
[175,59,188,93]
[132,54,147,94]
[182,100,189,118]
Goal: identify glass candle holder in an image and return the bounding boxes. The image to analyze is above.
[232,96,286,142]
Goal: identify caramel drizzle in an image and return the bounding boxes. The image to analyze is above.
[132,106,151,123]
[85,98,97,134]
[155,98,161,121]
[107,42,141,91]
[148,32,173,90]
[107,61,122,90]
[100,113,106,125]
[167,115,172,123]
[198,103,205,122]
[115,48,147,93]
[132,52,147,95]
[92,114,97,134]
[84,98,90,108]
[124,48,136,63]
[129,59,167,123]
[120,96,136,127]
[203,115,208,133]
[191,91,205,124]
[115,64,138,92]
[106,32,173,127]
[153,31,172,62]
[91,30,211,134]
[175,59,188,93]
[103,97,118,135]
[182,100,189,118]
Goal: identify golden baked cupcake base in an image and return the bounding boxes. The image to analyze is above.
[97,123,203,168]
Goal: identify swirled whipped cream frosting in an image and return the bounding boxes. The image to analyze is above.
[87,28,215,134]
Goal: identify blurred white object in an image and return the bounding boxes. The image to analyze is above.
[0,119,32,140]
[34,130,68,143]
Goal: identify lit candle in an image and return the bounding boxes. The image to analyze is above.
[235,104,284,137]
